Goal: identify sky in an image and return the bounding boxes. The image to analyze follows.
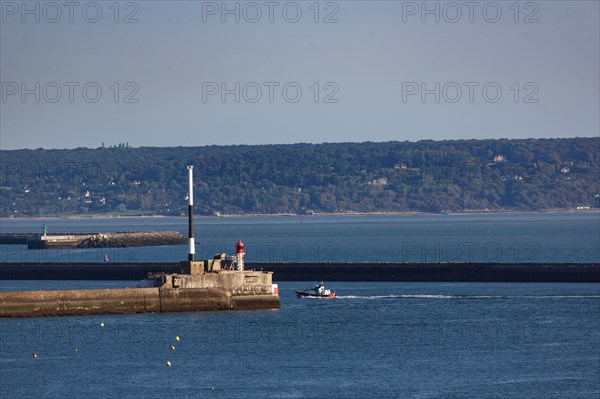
[1,0,599,150]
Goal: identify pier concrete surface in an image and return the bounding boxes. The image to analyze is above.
[0,287,160,317]
[0,268,279,317]
[0,231,186,249]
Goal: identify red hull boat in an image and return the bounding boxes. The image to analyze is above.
[296,282,336,298]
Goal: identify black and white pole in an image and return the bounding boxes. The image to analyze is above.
[187,165,195,262]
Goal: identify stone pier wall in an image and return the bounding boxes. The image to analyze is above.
[0,270,279,317]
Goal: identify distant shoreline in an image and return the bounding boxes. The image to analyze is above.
[1,208,598,222]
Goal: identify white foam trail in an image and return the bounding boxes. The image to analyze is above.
[334,295,458,299]
[333,294,600,300]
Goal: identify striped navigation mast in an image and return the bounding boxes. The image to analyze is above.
[187,165,195,262]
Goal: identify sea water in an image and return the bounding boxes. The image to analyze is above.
[1,212,599,263]
[0,213,599,398]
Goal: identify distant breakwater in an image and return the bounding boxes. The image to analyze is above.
[0,262,598,282]
[0,232,186,249]
[77,231,186,248]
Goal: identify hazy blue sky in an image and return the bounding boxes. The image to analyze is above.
[1,0,598,149]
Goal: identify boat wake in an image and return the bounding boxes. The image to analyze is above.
[335,294,457,299]
[333,294,600,300]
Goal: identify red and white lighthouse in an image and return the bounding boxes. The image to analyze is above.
[235,240,246,271]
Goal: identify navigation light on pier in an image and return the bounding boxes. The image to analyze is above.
[235,240,246,271]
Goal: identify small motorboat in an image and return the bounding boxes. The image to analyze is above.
[296,282,336,298]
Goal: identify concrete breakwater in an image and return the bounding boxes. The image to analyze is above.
[0,232,97,245]
[0,271,280,317]
[0,231,186,249]
[0,262,598,282]
[0,287,160,317]
[77,231,186,248]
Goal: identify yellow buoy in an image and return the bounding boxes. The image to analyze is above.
[166,361,172,367]
[32,352,38,359]
[175,336,180,341]
[100,322,104,327]
[170,345,175,351]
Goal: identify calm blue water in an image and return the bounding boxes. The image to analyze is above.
[0,281,599,398]
[0,214,599,398]
[1,212,599,263]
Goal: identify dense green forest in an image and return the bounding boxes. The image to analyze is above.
[1,138,598,217]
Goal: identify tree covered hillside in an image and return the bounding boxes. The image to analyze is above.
[1,138,598,217]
